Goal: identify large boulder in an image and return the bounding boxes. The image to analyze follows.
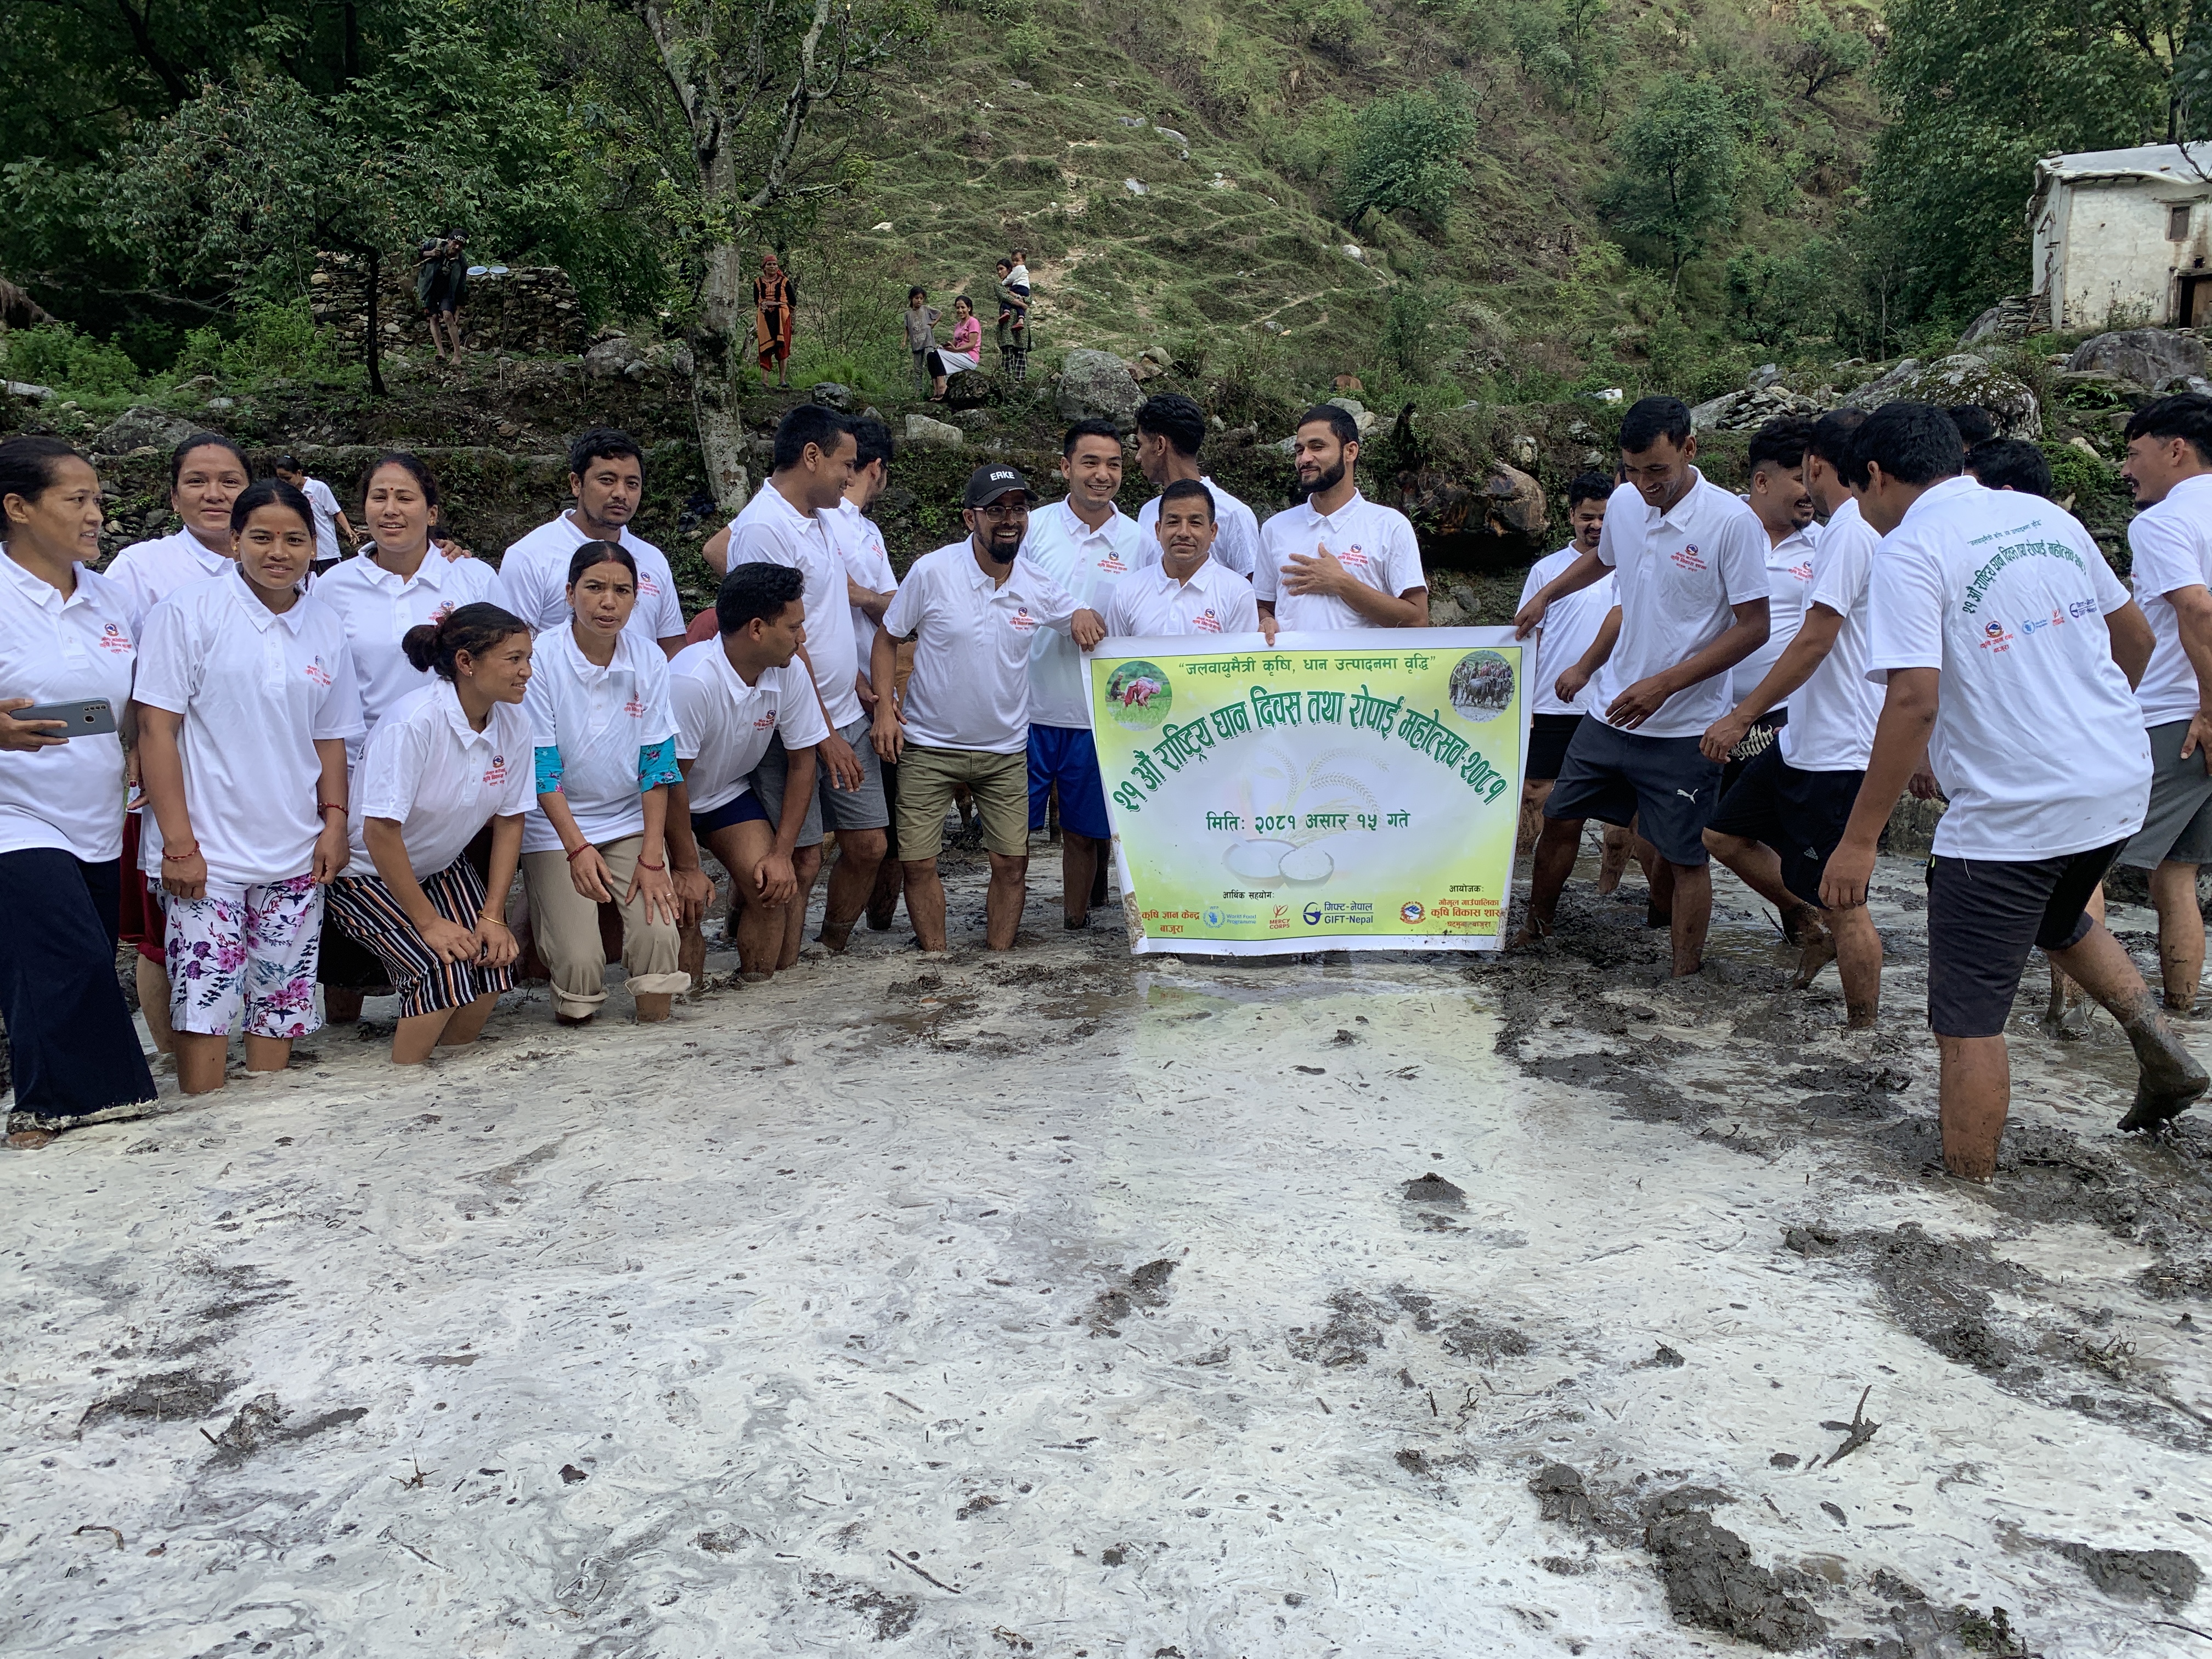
[582,334,642,380]
[91,404,203,456]
[943,369,1002,411]
[902,413,964,450]
[1844,353,2041,438]
[809,381,851,411]
[2066,329,2207,392]
[1053,348,1143,428]
[1959,294,2040,347]
[1689,386,1822,433]
[1482,462,1547,538]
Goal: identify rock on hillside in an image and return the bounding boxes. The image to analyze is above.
[1844,353,2041,438]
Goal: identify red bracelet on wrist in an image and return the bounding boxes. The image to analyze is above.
[565,843,594,862]
[161,843,199,862]
[637,858,666,871]
[317,802,346,817]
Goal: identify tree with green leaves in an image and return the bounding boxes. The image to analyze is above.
[1601,75,1743,290]
[1867,0,2179,322]
[1336,83,1479,228]
[631,0,930,509]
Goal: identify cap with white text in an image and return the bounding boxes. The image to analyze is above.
[963,464,1034,509]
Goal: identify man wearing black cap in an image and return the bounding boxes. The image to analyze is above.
[870,465,1107,951]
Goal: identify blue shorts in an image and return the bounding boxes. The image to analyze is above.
[690,790,770,840]
[1028,723,1111,840]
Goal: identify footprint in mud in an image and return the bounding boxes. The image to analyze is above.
[1086,1258,1177,1335]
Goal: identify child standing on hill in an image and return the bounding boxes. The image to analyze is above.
[904,287,941,399]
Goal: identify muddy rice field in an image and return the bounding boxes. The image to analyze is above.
[2,839,2209,1657]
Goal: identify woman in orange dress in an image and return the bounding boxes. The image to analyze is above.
[752,252,796,388]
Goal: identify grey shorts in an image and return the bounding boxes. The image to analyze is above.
[747,714,890,847]
[1544,718,1723,866]
[2119,718,2212,869]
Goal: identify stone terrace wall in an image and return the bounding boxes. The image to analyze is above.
[311,253,587,357]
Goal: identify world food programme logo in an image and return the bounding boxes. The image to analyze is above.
[1203,906,1223,927]
[1401,900,1425,924]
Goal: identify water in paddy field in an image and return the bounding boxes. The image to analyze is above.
[2,849,2209,1657]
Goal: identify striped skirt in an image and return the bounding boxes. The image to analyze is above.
[326,858,514,1019]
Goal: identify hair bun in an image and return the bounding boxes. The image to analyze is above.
[401,622,441,672]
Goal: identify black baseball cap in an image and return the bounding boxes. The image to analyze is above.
[963,464,1034,508]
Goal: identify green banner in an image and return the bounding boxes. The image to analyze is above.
[1088,628,1529,953]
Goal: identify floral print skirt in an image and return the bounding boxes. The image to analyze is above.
[165,873,325,1039]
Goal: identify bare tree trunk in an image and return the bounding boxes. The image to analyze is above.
[693,241,751,515]
[364,247,387,398]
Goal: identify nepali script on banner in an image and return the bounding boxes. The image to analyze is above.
[1087,629,1529,955]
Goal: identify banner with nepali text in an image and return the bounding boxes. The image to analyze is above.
[1087,628,1529,954]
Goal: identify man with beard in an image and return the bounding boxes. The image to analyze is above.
[1511,396,1770,976]
[870,466,1105,952]
[1255,404,1427,637]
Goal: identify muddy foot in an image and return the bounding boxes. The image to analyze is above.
[1507,919,1554,952]
[2118,1040,2210,1133]
[1792,924,1837,990]
[2043,984,2096,1041]
[817,922,854,954]
[5,1127,58,1149]
[1645,908,1673,931]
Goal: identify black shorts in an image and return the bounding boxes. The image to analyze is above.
[1544,718,1722,866]
[1704,744,1864,909]
[1526,713,1584,783]
[1925,840,2124,1038]
[1717,709,1786,800]
[691,791,770,840]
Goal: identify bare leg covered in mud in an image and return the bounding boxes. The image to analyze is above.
[816,830,888,954]
[1519,813,1709,975]
[902,850,1028,952]
[1703,829,1884,1023]
[2043,884,2106,1037]
[2148,859,2205,1012]
[1595,823,1639,895]
[1947,921,2209,1173]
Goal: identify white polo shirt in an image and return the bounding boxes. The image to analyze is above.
[301,477,345,564]
[522,626,679,855]
[347,681,534,879]
[1868,476,2147,859]
[1780,499,1882,772]
[312,549,497,754]
[106,527,233,631]
[1255,489,1425,633]
[2125,471,2212,727]
[493,513,685,646]
[1517,545,1620,716]
[727,482,862,729]
[1136,477,1261,578]
[825,496,898,669]
[668,639,831,814]
[135,572,364,889]
[882,540,1078,753]
[1588,473,1769,738]
[1729,521,1820,704]
[0,554,135,862]
[1022,498,1143,730]
[1106,557,1261,639]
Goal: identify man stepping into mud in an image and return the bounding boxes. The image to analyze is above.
[1515,471,1637,885]
[1699,409,1886,1026]
[1820,402,2206,1177]
[1512,396,1770,977]
[870,465,1104,953]
[2112,393,2212,1018]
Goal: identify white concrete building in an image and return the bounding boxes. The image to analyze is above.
[2032,142,2212,330]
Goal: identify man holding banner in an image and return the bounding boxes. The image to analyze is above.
[1108,481,1260,639]
[1510,396,1771,977]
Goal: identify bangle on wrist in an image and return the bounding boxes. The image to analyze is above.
[161,842,199,862]
[637,857,666,871]
[317,802,346,817]
[564,842,593,862]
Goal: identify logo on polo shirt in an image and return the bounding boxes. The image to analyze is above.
[1097,552,1127,574]
[753,709,777,731]
[98,622,132,653]
[639,577,661,596]
[1786,560,1814,582]
[1009,607,1037,631]
[431,602,456,624]
[624,698,646,718]
[1978,619,2014,653]
[485,753,510,786]
[1671,543,1707,571]
[1339,544,1370,569]
[304,655,334,687]
[1193,608,1221,633]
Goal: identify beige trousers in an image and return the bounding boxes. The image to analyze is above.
[521,833,690,1018]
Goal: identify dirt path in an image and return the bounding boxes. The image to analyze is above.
[2,849,2207,1656]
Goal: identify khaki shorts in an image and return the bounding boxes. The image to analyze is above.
[897,744,1029,860]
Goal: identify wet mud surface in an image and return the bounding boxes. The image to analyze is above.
[2,847,2209,1655]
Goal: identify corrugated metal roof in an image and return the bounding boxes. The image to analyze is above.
[2036,142,2212,187]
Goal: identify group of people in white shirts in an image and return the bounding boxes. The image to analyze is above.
[0,393,1435,1146]
[1512,393,2212,1179]
[5,385,2206,1179]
